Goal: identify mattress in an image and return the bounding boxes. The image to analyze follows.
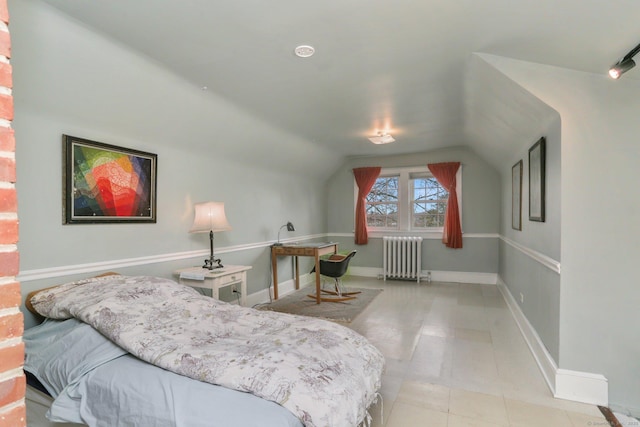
[24,318,303,427]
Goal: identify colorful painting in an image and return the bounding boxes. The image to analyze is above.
[63,135,157,224]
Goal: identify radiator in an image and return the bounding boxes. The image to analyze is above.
[382,236,423,283]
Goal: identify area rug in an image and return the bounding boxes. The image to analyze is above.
[258,286,382,323]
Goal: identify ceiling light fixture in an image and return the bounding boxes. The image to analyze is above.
[368,131,395,145]
[609,42,640,79]
[294,45,315,58]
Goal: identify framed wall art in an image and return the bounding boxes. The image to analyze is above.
[528,137,546,222]
[512,160,523,230]
[63,135,157,224]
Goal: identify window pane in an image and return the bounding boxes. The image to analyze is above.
[411,177,448,229]
[366,177,398,228]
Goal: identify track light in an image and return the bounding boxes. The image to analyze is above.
[609,42,640,79]
[609,58,636,79]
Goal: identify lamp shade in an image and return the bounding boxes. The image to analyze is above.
[189,202,231,233]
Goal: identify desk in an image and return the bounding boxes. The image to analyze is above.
[174,265,251,307]
[271,242,338,304]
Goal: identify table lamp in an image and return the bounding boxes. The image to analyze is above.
[190,201,231,269]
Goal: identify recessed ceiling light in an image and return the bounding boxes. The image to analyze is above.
[294,45,315,58]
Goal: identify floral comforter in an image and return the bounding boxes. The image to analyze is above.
[30,275,385,427]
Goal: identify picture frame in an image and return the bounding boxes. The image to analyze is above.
[63,135,157,224]
[528,137,546,222]
[512,160,523,230]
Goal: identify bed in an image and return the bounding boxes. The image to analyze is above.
[24,274,385,427]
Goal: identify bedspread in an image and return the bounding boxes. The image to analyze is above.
[30,275,385,427]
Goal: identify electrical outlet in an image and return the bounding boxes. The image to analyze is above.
[231,284,238,293]
[519,293,524,303]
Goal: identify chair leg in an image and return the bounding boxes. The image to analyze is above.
[312,277,360,302]
[320,277,361,297]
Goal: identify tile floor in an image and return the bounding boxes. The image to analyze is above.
[343,277,609,427]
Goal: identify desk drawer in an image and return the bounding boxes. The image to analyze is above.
[214,273,242,286]
[277,247,315,256]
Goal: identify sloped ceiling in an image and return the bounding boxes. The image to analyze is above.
[38,0,640,167]
[464,54,560,168]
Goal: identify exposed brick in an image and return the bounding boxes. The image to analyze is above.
[0,128,13,152]
[0,30,9,59]
[0,188,16,212]
[0,404,26,427]
[0,373,25,408]
[0,1,7,26]
[0,282,19,309]
[0,219,17,244]
[0,4,21,424]
[0,343,23,373]
[0,157,14,182]
[0,62,10,89]
[0,251,18,277]
[0,312,22,339]
[0,94,11,121]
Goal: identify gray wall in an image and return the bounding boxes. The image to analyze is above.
[326,147,501,274]
[484,54,640,416]
[12,0,333,325]
[469,56,563,362]
[499,117,562,362]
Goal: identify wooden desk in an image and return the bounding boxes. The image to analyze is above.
[174,265,251,307]
[271,242,338,304]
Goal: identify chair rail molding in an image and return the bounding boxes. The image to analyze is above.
[18,234,328,282]
[500,235,561,274]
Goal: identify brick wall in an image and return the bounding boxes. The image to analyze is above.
[0,1,25,426]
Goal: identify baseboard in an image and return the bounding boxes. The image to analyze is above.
[245,273,314,307]
[555,369,608,406]
[428,270,497,285]
[497,277,559,394]
[349,267,497,285]
[497,277,609,407]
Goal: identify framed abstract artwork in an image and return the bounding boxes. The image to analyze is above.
[63,135,157,224]
[528,137,546,222]
[512,160,523,230]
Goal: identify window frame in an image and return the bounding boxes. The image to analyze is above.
[354,166,462,238]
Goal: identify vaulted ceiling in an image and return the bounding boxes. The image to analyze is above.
[39,0,640,167]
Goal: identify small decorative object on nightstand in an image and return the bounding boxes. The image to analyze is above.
[174,265,251,307]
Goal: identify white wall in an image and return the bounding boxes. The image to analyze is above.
[483,53,640,417]
[11,0,335,319]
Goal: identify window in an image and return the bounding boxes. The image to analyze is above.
[366,176,398,228]
[411,173,448,228]
[358,166,461,234]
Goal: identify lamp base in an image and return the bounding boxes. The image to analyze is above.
[202,257,224,270]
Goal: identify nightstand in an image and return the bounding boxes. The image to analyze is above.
[174,265,251,306]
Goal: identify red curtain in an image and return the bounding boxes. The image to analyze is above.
[353,167,381,245]
[427,162,463,249]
